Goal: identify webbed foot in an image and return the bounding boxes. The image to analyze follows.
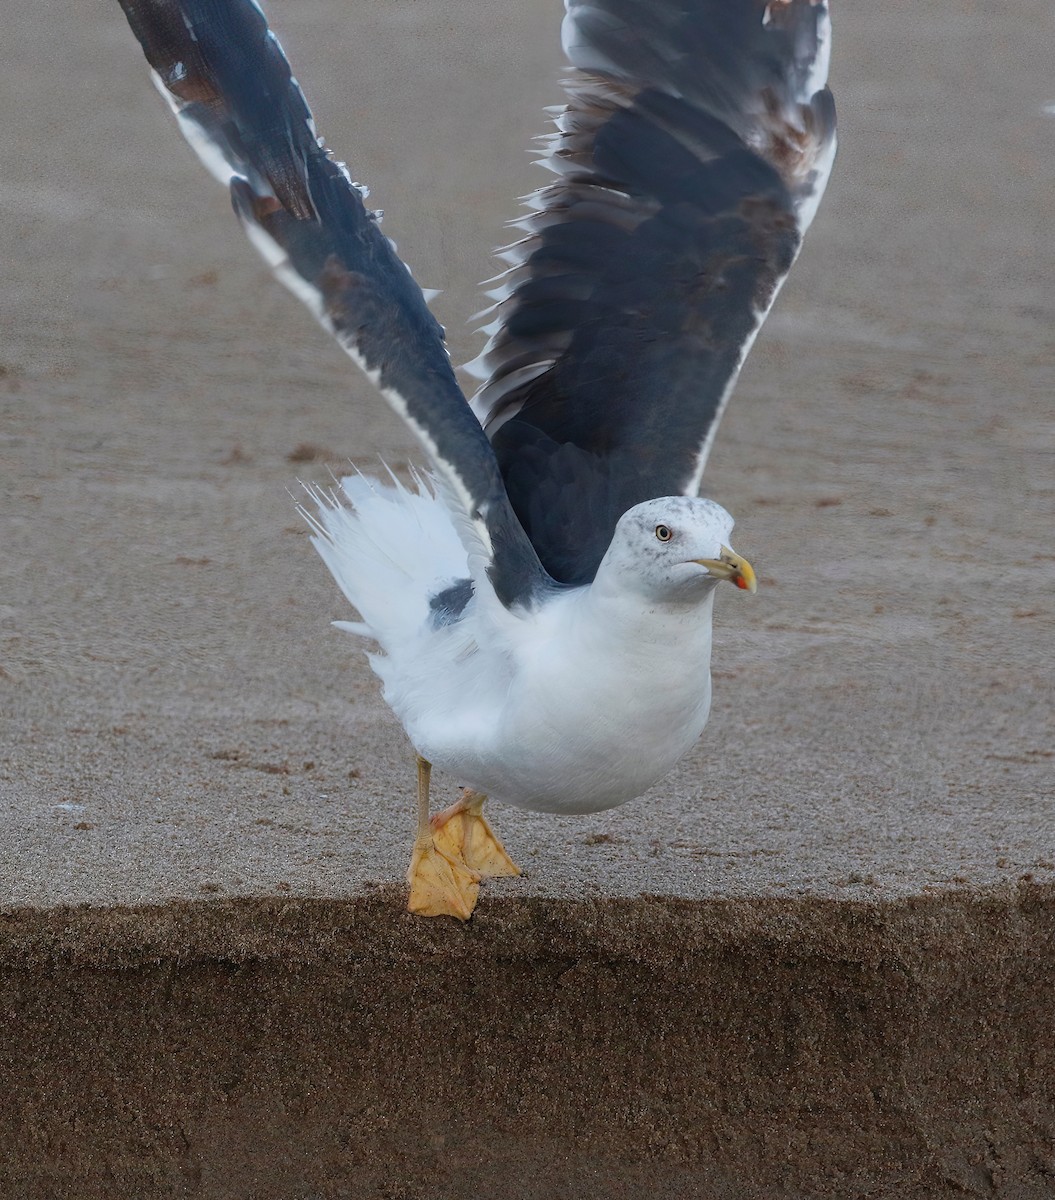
[430,789,521,878]
[406,834,481,920]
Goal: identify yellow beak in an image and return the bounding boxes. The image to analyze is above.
[692,546,757,593]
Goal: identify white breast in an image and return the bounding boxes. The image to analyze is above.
[411,585,718,814]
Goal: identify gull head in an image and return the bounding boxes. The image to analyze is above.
[596,497,757,604]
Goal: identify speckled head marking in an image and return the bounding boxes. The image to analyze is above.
[596,497,753,603]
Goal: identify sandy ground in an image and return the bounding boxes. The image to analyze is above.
[2,0,1053,909]
[0,890,1051,1198]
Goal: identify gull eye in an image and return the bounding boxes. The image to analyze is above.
[655,524,673,542]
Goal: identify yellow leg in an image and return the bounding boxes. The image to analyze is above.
[430,788,521,878]
[406,756,481,920]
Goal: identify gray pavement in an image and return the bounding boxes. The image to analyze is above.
[2,0,1053,913]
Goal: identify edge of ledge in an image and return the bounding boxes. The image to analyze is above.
[1,881,1052,973]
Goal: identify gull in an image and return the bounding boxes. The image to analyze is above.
[116,0,836,917]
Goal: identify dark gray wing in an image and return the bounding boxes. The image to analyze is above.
[116,0,549,608]
[468,0,836,585]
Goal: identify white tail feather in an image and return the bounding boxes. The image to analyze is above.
[301,472,468,651]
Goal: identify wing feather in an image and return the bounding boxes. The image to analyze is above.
[469,0,836,585]
[117,0,549,607]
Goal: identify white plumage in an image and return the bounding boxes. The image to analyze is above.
[117,0,833,916]
[307,480,736,815]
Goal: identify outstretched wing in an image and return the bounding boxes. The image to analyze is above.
[117,0,549,608]
[469,0,836,585]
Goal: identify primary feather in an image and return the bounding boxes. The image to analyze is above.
[469,0,836,584]
[117,0,549,608]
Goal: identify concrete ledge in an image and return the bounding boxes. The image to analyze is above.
[3,886,1053,1198]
